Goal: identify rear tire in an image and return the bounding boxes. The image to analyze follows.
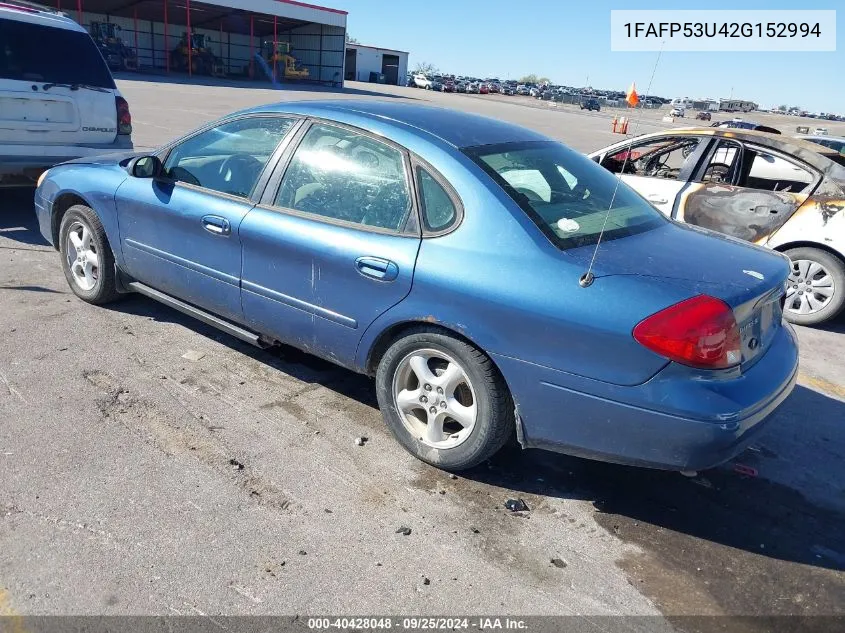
[375,327,514,471]
[59,205,121,305]
[783,247,845,326]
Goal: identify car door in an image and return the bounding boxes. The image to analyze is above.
[116,115,297,323]
[677,139,818,244]
[597,135,708,216]
[239,121,421,366]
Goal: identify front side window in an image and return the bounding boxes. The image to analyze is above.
[0,19,115,87]
[465,141,666,250]
[275,123,411,230]
[163,117,295,198]
[601,136,703,181]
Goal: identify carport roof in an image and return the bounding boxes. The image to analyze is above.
[80,0,346,34]
[80,0,344,35]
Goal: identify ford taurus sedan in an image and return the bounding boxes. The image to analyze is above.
[591,128,845,325]
[35,102,798,472]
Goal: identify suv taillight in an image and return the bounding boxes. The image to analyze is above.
[633,295,741,369]
[116,96,132,135]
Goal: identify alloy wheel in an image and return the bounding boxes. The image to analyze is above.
[65,221,100,291]
[392,349,477,449]
[786,258,835,315]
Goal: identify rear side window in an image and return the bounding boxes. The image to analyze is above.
[416,167,457,231]
[0,19,115,88]
[275,123,411,231]
[465,141,666,250]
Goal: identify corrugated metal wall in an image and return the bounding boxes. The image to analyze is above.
[76,10,345,83]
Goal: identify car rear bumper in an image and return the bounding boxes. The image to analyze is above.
[494,323,799,471]
[1,137,134,186]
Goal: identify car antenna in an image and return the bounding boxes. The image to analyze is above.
[579,43,665,288]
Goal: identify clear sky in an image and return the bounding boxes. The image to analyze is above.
[327,0,843,113]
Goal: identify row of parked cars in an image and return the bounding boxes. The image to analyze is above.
[407,74,605,111]
[408,73,521,95]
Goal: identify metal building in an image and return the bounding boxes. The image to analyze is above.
[65,0,347,84]
[344,43,408,86]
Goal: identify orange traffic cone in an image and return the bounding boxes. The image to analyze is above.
[611,116,618,133]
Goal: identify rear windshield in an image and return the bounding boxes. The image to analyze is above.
[464,141,666,250]
[0,18,115,88]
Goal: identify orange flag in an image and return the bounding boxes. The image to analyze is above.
[626,82,639,108]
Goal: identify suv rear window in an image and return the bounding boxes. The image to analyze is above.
[464,141,666,250]
[0,18,115,88]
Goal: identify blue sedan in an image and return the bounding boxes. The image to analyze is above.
[34,101,799,471]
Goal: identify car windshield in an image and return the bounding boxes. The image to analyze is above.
[464,141,666,250]
[0,19,115,88]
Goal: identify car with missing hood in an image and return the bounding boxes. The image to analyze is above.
[35,102,797,473]
[590,127,845,325]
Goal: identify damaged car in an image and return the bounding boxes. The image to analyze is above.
[591,128,845,325]
[36,103,797,472]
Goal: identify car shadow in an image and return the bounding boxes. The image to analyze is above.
[113,71,418,100]
[112,289,845,577]
[460,383,845,576]
[108,294,379,409]
[0,189,51,248]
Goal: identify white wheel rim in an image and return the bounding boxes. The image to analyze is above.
[392,349,477,450]
[66,221,99,291]
[786,258,835,316]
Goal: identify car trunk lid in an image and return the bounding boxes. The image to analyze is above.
[566,222,790,368]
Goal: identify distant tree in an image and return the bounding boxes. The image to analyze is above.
[519,74,550,84]
[777,104,789,111]
[346,34,359,44]
[412,62,439,75]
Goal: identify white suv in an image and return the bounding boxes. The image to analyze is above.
[412,74,433,89]
[1,1,133,187]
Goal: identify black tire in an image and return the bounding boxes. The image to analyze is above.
[783,247,845,326]
[58,205,121,305]
[375,327,514,471]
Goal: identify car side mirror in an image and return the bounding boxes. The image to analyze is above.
[130,155,163,179]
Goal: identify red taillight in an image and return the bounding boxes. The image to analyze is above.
[116,96,132,135]
[633,295,741,369]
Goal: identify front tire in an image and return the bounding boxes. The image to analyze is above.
[783,247,845,326]
[375,327,514,471]
[59,205,121,305]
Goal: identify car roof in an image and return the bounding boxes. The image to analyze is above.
[0,1,83,31]
[248,100,549,148]
[643,126,844,168]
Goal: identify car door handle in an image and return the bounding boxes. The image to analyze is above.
[355,256,399,282]
[646,195,668,205]
[202,215,231,236]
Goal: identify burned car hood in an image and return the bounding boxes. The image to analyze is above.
[565,221,790,307]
